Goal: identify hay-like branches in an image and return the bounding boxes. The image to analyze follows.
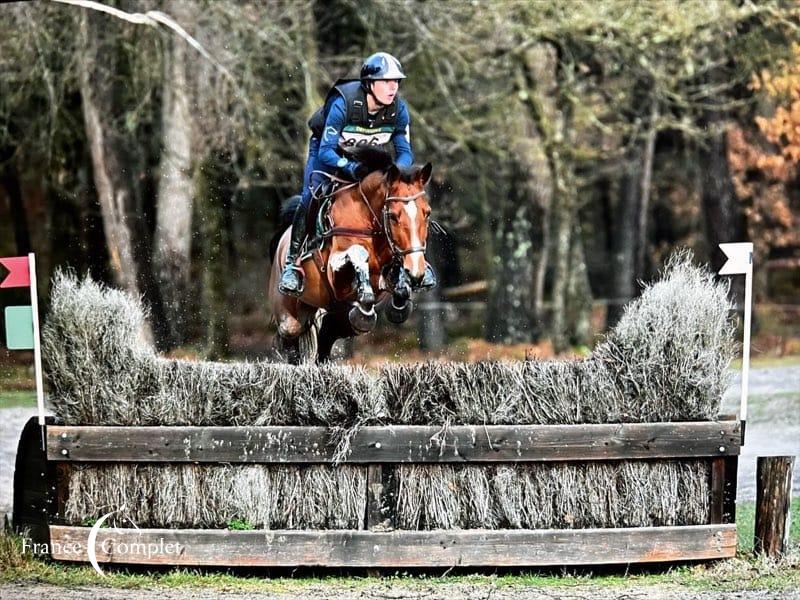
[394,460,710,530]
[65,464,367,530]
[44,252,734,427]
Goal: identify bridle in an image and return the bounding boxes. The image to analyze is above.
[314,170,427,260]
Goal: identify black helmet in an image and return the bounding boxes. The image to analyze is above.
[360,52,406,93]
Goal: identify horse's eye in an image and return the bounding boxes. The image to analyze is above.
[389,214,400,222]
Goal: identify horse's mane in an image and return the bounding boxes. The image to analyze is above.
[343,146,426,183]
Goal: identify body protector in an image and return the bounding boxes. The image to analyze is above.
[308,79,400,151]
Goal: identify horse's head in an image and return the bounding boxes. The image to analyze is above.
[343,146,433,284]
[381,162,432,284]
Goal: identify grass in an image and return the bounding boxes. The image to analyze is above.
[731,354,800,369]
[0,364,35,392]
[747,391,800,424]
[0,390,36,410]
[1,503,798,593]
[737,499,800,555]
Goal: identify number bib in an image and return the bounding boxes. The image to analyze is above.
[339,124,395,148]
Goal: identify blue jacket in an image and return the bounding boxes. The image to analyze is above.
[307,80,413,178]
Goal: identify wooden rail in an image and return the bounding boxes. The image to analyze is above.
[49,524,737,567]
[46,421,741,463]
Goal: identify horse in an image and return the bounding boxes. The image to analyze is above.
[267,147,433,363]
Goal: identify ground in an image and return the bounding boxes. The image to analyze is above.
[0,580,798,599]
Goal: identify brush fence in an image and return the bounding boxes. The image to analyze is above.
[16,416,741,568]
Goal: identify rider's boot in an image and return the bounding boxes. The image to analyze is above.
[413,262,438,292]
[278,203,309,297]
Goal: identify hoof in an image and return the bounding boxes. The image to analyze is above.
[357,286,375,307]
[385,298,413,324]
[349,303,377,334]
[392,281,411,304]
[359,292,375,306]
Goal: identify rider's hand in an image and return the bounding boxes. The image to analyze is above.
[343,161,368,181]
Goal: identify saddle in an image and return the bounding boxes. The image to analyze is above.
[299,179,339,258]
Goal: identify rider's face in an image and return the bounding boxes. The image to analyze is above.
[371,79,399,105]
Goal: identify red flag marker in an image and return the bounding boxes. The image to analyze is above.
[0,256,31,288]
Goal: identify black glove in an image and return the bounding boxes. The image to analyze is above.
[343,161,369,181]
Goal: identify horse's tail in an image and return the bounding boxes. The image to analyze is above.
[269,194,302,262]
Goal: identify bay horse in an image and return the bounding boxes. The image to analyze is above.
[268,147,433,363]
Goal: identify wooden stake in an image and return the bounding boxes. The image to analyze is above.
[755,456,795,557]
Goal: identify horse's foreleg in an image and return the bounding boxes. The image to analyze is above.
[385,293,414,324]
[330,244,375,306]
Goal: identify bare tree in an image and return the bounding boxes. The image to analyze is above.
[77,12,146,306]
[153,0,195,348]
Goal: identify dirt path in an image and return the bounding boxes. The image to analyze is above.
[0,581,798,600]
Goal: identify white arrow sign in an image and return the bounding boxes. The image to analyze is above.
[719,242,753,276]
[718,242,753,437]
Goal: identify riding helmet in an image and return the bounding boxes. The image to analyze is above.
[360,52,406,93]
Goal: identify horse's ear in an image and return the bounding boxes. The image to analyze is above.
[386,164,401,184]
[418,162,433,185]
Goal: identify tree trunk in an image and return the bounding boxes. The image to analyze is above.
[516,43,587,352]
[417,179,448,351]
[486,163,535,344]
[636,100,658,280]
[196,152,234,359]
[486,45,555,344]
[550,193,573,352]
[566,221,592,346]
[0,159,31,255]
[417,229,447,353]
[533,191,551,329]
[607,161,639,326]
[700,120,747,306]
[77,12,147,310]
[154,0,195,349]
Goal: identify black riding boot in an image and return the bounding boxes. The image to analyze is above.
[278,203,309,297]
[414,263,438,291]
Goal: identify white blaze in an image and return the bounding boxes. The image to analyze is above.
[403,200,425,276]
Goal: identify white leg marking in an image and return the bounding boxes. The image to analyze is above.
[403,201,425,276]
[330,244,370,274]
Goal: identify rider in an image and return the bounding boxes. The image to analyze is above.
[278,51,437,297]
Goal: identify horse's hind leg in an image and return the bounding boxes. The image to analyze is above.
[273,333,301,364]
[317,312,354,363]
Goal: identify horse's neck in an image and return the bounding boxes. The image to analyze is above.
[331,188,391,261]
[334,188,382,229]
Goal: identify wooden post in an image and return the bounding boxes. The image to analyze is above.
[755,456,795,557]
[366,465,392,531]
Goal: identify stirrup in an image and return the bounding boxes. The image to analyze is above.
[278,264,305,297]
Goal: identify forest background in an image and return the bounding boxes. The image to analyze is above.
[1,0,798,363]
